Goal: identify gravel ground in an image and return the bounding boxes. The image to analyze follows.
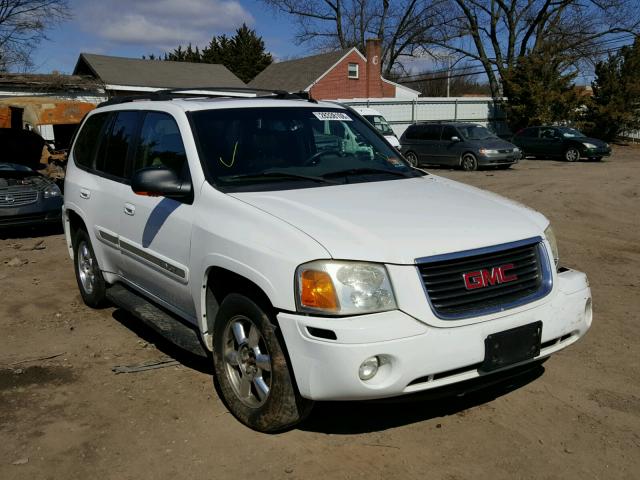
[1,147,638,479]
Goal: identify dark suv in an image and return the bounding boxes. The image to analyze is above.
[512,126,611,162]
[399,122,521,171]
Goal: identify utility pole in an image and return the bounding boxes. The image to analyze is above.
[446,56,451,98]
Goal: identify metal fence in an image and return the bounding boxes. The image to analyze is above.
[339,97,508,137]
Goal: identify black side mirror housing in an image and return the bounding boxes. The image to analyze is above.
[131,167,192,200]
[451,136,461,142]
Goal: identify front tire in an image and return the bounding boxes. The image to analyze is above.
[213,294,312,432]
[73,229,107,308]
[404,151,419,167]
[461,153,478,171]
[565,147,580,162]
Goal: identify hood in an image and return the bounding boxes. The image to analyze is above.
[468,138,517,149]
[230,176,548,265]
[574,137,608,147]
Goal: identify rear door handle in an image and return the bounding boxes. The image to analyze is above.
[124,203,135,216]
[79,188,90,199]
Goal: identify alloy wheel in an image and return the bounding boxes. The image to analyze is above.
[77,241,96,295]
[223,315,272,408]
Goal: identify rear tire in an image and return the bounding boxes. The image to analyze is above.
[461,153,478,171]
[73,229,107,308]
[404,151,419,167]
[213,294,313,432]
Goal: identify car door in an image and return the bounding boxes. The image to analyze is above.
[538,127,564,157]
[69,111,133,275]
[118,111,196,321]
[513,127,539,155]
[439,125,461,165]
[418,124,443,164]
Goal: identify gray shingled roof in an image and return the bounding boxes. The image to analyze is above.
[73,53,245,89]
[248,49,353,92]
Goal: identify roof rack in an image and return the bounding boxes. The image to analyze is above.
[97,87,317,107]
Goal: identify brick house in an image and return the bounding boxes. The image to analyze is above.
[249,39,419,100]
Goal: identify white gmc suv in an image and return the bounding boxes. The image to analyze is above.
[63,91,592,432]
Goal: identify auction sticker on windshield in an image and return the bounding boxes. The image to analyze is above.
[313,112,352,121]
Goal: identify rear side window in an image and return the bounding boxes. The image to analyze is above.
[134,112,188,178]
[423,125,442,140]
[441,126,457,140]
[73,112,110,169]
[519,127,538,138]
[404,125,422,140]
[95,111,140,179]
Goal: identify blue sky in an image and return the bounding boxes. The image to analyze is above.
[31,0,304,73]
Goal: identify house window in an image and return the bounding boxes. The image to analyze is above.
[348,63,359,79]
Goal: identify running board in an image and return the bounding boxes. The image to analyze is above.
[106,284,208,358]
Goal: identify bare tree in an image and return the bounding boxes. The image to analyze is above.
[429,0,640,97]
[0,0,71,71]
[261,0,447,76]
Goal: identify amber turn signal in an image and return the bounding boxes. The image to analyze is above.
[300,270,339,311]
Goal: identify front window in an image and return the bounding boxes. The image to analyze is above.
[363,115,394,136]
[191,107,423,191]
[348,63,359,79]
[557,127,586,138]
[457,125,497,140]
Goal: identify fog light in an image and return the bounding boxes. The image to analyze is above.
[359,356,379,381]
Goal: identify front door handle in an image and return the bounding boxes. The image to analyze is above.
[79,188,90,199]
[124,203,136,216]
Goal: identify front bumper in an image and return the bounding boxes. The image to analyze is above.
[278,267,591,401]
[477,151,521,165]
[582,147,611,158]
[0,200,63,228]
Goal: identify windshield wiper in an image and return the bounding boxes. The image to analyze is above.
[322,167,410,178]
[225,171,340,184]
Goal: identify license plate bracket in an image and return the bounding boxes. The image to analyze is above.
[481,321,542,372]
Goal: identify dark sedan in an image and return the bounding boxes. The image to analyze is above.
[0,163,63,228]
[512,126,611,162]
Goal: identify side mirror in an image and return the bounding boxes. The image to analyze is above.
[131,167,192,199]
[451,136,461,142]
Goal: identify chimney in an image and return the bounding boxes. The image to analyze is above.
[366,39,383,98]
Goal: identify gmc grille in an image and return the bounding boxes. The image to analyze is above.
[417,238,551,319]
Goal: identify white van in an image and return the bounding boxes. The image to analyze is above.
[351,106,400,148]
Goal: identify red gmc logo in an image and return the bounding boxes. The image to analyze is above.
[463,264,518,290]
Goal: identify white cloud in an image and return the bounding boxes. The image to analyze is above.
[78,0,253,48]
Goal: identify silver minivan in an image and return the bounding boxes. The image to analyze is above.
[400,122,521,171]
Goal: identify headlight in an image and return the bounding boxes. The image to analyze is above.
[582,142,597,149]
[43,183,62,198]
[513,147,521,152]
[296,260,397,315]
[544,225,559,269]
[479,148,498,155]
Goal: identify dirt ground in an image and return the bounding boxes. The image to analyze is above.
[1,148,639,480]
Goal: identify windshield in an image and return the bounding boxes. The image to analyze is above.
[191,107,422,191]
[363,115,395,136]
[558,127,586,138]
[457,125,496,140]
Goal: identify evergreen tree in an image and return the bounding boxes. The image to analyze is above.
[158,24,273,83]
[502,46,581,131]
[587,39,640,141]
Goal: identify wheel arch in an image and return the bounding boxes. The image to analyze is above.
[200,264,277,351]
[64,208,87,260]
